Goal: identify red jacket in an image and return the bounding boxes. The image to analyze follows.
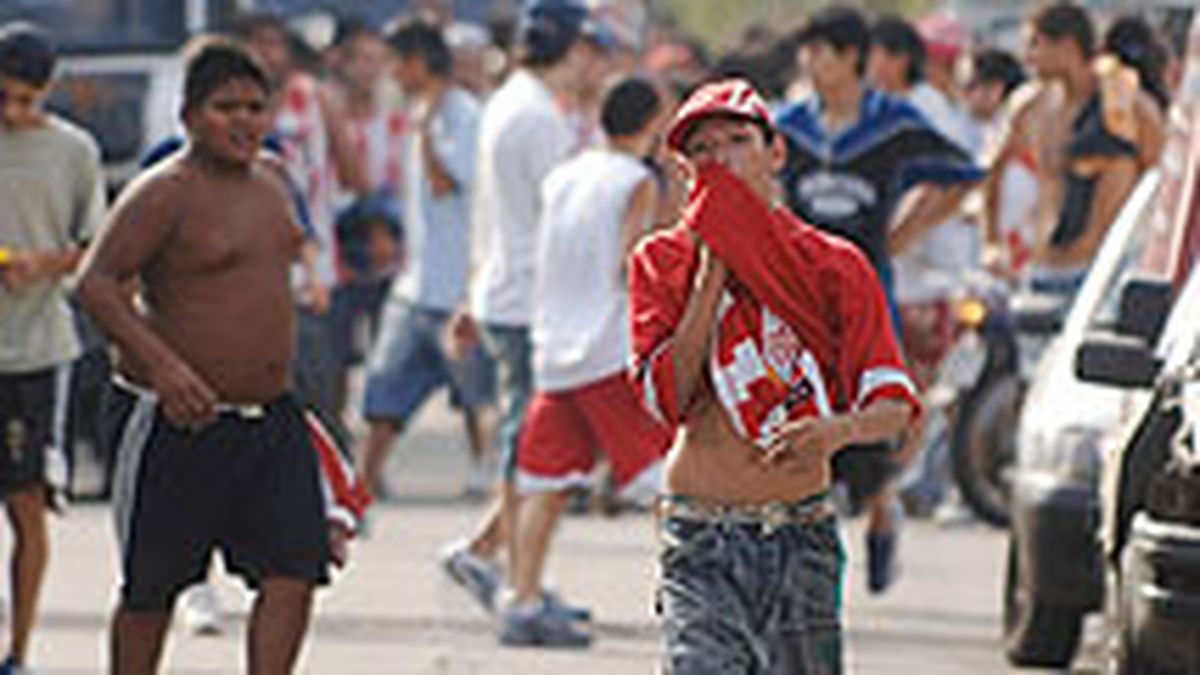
[629,164,919,445]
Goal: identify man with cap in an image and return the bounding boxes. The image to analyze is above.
[440,0,612,630]
[0,22,107,674]
[775,5,982,594]
[631,78,920,674]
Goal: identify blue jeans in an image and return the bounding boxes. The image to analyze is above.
[659,510,845,674]
[363,300,495,422]
[479,324,532,482]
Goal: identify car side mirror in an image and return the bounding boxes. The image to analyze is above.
[1117,277,1173,345]
[1012,292,1068,335]
[1075,333,1162,388]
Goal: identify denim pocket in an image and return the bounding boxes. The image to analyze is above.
[658,518,723,570]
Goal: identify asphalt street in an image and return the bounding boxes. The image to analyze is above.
[13,393,1095,673]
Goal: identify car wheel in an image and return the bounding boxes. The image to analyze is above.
[1004,533,1085,667]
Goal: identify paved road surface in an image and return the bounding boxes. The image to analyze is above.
[20,394,1093,673]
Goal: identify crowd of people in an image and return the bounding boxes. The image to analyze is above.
[0,0,1181,671]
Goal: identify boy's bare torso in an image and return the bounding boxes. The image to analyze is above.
[666,381,829,505]
[122,158,301,403]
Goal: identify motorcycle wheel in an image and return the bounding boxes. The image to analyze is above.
[950,371,1021,527]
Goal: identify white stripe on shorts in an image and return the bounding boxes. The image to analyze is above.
[111,386,158,567]
[49,363,73,455]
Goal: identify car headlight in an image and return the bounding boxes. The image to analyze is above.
[1022,425,1105,486]
[954,297,988,329]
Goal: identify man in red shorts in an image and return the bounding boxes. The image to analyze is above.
[499,76,670,647]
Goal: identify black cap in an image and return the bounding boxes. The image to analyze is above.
[517,0,596,64]
[795,6,871,54]
[0,22,56,87]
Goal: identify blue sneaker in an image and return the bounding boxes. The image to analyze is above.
[542,589,592,623]
[439,540,501,612]
[499,602,592,648]
[0,656,32,675]
[867,530,898,594]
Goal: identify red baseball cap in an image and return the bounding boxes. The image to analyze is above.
[917,14,969,63]
[665,78,773,153]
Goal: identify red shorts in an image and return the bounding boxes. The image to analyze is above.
[517,372,671,494]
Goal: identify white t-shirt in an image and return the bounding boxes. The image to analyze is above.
[894,83,983,303]
[533,149,650,391]
[468,70,574,327]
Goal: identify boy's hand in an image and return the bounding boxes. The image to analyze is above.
[329,522,352,568]
[761,416,852,472]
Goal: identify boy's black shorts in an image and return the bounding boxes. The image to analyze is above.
[106,382,330,611]
[0,366,72,497]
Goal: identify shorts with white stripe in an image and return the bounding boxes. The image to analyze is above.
[0,365,72,497]
[105,384,331,611]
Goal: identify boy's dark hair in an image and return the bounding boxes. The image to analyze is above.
[972,49,1026,98]
[872,15,924,85]
[332,15,376,50]
[795,6,871,76]
[386,18,453,77]
[1032,2,1094,59]
[600,77,661,138]
[182,38,271,113]
[0,22,56,88]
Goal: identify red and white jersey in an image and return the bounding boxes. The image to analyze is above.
[707,283,839,444]
[629,164,919,447]
[346,105,408,193]
[275,73,338,286]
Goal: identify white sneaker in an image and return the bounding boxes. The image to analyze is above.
[180,583,222,636]
[462,460,494,499]
[933,499,977,528]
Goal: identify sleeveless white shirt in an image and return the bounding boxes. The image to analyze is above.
[532,148,651,391]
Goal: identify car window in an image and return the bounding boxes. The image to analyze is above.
[0,1,185,52]
[45,73,147,165]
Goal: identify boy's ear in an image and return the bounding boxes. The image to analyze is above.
[769,132,787,172]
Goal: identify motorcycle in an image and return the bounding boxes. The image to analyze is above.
[946,288,1068,526]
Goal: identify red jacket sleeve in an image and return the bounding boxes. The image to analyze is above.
[628,231,695,426]
[833,250,922,418]
[684,163,836,362]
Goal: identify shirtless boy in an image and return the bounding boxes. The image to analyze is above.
[77,41,332,675]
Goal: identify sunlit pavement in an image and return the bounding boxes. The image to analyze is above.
[19,394,1095,673]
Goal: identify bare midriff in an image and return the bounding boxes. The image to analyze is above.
[664,384,830,506]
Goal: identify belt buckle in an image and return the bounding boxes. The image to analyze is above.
[761,502,788,536]
[238,404,265,420]
[218,403,265,420]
